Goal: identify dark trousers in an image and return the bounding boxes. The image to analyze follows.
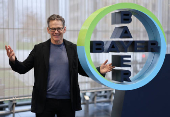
[36,98,75,117]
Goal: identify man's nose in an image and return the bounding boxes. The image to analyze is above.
[54,29,59,33]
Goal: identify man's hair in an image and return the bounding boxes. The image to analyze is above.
[47,14,65,27]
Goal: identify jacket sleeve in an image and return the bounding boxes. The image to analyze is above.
[78,58,105,77]
[9,45,36,74]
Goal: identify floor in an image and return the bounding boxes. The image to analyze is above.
[0,102,113,117]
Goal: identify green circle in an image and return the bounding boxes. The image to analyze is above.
[77,2,166,78]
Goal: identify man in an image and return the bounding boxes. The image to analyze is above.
[5,14,114,117]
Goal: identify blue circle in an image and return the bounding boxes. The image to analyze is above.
[77,6,166,90]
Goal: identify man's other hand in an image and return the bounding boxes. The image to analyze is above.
[5,45,15,62]
[100,60,115,74]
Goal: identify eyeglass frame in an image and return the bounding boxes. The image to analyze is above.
[48,27,64,32]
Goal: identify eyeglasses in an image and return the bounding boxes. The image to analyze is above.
[49,27,64,32]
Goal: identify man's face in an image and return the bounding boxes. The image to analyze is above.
[47,20,66,45]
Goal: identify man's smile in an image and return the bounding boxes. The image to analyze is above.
[53,34,60,38]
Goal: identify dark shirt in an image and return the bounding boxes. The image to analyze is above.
[46,42,70,99]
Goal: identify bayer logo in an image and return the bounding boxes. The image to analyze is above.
[77,3,166,90]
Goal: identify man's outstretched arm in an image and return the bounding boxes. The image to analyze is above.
[78,58,115,77]
[5,45,35,74]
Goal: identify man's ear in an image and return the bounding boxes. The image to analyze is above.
[47,27,50,34]
[63,26,66,33]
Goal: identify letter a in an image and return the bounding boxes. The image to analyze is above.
[110,26,132,38]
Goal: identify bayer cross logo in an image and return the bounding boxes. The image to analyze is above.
[90,11,160,83]
[77,3,166,90]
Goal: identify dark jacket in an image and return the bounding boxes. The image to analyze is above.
[9,39,102,113]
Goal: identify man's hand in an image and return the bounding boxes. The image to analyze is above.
[100,60,115,74]
[5,45,15,62]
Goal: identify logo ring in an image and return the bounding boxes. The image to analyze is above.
[77,3,166,90]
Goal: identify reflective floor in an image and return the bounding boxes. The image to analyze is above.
[1,102,113,117]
